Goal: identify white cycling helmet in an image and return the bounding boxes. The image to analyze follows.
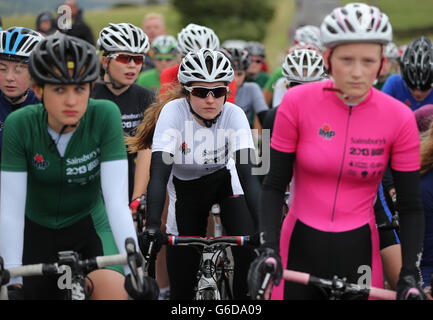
[0,27,44,62]
[294,25,323,50]
[282,48,327,83]
[383,42,400,60]
[177,23,220,56]
[178,48,234,85]
[97,23,150,54]
[321,3,392,48]
[151,35,179,54]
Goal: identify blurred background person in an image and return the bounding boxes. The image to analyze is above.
[137,35,180,95]
[374,42,401,90]
[245,41,269,89]
[141,13,167,72]
[35,11,57,36]
[59,0,95,45]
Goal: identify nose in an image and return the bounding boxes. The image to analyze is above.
[65,88,78,106]
[351,61,363,77]
[5,68,16,82]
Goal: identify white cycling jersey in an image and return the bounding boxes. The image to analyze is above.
[152,97,255,235]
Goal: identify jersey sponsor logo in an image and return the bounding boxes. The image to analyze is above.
[351,137,386,146]
[319,124,336,140]
[405,99,412,108]
[349,147,370,156]
[33,153,50,170]
[180,142,191,155]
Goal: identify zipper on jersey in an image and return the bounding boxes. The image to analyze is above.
[331,106,353,222]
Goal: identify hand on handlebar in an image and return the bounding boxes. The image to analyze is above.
[247,247,283,300]
[138,226,164,261]
[397,269,427,300]
[124,274,159,300]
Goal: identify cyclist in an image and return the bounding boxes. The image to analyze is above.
[374,42,401,90]
[245,41,269,89]
[420,124,433,295]
[0,34,157,300]
[93,23,155,199]
[271,46,327,109]
[136,35,180,95]
[248,3,426,300]
[158,23,236,103]
[221,46,268,127]
[128,48,260,300]
[382,36,433,111]
[262,25,323,107]
[0,27,43,160]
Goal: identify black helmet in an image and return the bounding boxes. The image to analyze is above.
[400,36,433,91]
[221,47,250,71]
[29,34,100,86]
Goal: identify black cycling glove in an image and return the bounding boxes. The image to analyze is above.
[124,274,159,300]
[247,247,283,300]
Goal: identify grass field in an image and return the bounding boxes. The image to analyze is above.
[3,0,433,72]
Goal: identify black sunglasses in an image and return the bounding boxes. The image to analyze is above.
[184,86,229,99]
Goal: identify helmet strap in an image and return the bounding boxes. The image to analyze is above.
[5,89,29,105]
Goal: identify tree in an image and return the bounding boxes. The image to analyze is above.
[171,0,275,42]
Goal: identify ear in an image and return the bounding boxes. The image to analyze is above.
[322,48,332,71]
[32,83,43,100]
[101,56,108,69]
[378,56,387,77]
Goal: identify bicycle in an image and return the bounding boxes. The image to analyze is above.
[254,259,396,300]
[0,238,146,300]
[160,233,258,300]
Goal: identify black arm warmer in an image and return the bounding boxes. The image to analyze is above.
[392,169,425,273]
[234,149,262,230]
[382,164,395,194]
[146,151,173,228]
[256,110,268,127]
[260,148,295,250]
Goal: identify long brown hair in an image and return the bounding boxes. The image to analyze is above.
[420,121,433,176]
[125,83,188,152]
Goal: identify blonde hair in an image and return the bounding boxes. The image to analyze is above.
[125,83,187,152]
[420,121,433,176]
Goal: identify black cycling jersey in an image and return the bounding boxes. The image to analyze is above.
[91,83,154,197]
[0,89,40,160]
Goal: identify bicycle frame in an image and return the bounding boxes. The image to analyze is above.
[165,235,257,300]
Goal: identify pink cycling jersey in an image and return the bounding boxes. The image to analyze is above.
[272,79,420,233]
[270,79,420,298]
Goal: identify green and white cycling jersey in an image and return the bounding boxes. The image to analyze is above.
[1,99,127,228]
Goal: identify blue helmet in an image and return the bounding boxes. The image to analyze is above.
[0,27,43,62]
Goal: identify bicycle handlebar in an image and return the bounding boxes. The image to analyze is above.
[164,235,259,247]
[282,269,397,300]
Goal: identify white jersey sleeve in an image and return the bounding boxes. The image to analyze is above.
[272,77,288,108]
[0,171,27,284]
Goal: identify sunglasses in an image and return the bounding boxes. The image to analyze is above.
[184,86,229,99]
[154,55,176,61]
[108,53,144,65]
[251,58,264,64]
